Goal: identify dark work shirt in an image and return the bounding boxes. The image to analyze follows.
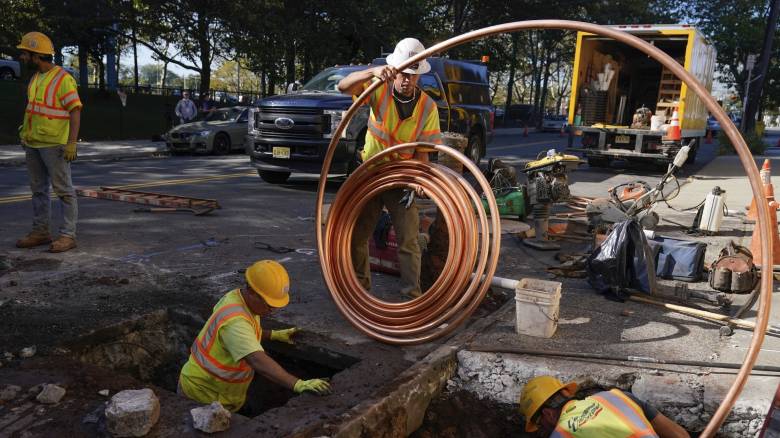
[393,87,420,120]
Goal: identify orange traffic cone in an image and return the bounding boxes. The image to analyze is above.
[664,106,681,141]
[705,129,713,144]
[746,159,772,222]
[523,124,529,137]
[750,184,780,265]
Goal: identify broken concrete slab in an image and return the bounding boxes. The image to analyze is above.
[702,374,779,419]
[631,374,700,407]
[191,401,231,433]
[0,384,22,402]
[105,388,160,437]
[36,384,66,404]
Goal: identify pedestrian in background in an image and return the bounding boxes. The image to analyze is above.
[200,91,216,116]
[15,31,82,253]
[175,90,197,125]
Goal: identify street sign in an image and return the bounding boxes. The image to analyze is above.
[747,54,756,71]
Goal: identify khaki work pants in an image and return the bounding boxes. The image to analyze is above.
[351,188,421,296]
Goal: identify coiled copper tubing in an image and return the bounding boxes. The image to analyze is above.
[316,21,771,435]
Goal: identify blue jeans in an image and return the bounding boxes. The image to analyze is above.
[24,145,78,238]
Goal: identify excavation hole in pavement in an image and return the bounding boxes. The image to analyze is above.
[64,308,359,418]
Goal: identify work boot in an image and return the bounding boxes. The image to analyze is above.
[48,236,76,253]
[15,231,52,248]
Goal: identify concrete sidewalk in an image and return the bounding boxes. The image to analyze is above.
[0,140,168,167]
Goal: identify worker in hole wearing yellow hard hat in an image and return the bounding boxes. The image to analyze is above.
[519,375,689,438]
[178,260,331,412]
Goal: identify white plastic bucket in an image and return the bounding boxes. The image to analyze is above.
[650,115,665,131]
[515,278,561,338]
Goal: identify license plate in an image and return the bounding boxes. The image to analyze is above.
[615,135,631,144]
[272,147,291,159]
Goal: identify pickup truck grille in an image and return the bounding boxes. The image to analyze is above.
[255,106,325,140]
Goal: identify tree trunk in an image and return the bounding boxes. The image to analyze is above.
[539,50,552,121]
[744,0,780,132]
[503,34,519,125]
[285,37,295,86]
[197,12,211,95]
[132,24,139,92]
[78,44,89,88]
[162,62,168,88]
[96,55,105,90]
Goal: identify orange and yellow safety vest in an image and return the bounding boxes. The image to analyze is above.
[23,66,82,147]
[360,80,442,162]
[551,389,658,438]
[178,289,262,411]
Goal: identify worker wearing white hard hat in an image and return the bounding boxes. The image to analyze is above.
[337,38,442,299]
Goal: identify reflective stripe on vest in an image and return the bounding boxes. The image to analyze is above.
[189,303,258,383]
[366,82,436,160]
[45,68,68,107]
[550,390,658,438]
[25,102,70,119]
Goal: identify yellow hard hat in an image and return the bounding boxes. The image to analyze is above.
[245,260,290,307]
[17,32,55,56]
[519,376,577,432]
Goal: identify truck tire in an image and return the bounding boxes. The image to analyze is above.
[0,68,14,81]
[258,170,290,184]
[587,156,610,168]
[685,139,699,165]
[466,133,483,166]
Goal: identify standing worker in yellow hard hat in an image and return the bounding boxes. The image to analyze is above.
[178,260,331,412]
[519,375,689,438]
[337,37,442,299]
[15,32,82,253]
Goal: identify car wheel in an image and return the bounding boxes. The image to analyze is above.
[0,68,14,81]
[258,170,290,184]
[212,133,231,155]
[466,134,483,166]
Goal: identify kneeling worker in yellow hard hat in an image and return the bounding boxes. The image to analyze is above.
[519,375,689,438]
[178,260,331,412]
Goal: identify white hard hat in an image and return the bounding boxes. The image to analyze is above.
[386,38,431,74]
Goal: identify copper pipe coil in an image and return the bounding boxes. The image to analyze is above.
[316,21,770,434]
[321,143,501,344]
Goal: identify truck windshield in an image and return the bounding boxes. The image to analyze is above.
[301,67,367,93]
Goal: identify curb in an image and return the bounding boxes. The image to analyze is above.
[0,150,170,168]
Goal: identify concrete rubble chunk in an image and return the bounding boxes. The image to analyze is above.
[0,384,22,402]
[19,346,36,358]
[631,375,697,407]
[99,389,110,397]
[191,401,231,433]
[36,384,66,404]
[105,388,160,437]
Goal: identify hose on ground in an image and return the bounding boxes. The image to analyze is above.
[316,20,771,435]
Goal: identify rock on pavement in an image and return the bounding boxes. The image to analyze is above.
[0,384,22,402]
[191,401,231,433]
[105,388,160,437]
[36,384,66,404]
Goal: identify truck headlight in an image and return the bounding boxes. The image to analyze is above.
[248,107,259,134]
[324,110,348,139]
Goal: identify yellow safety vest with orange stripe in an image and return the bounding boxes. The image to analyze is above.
[178,289,262,411]
[360,80,442,162]
[551,390,659,438]
[23,66,82,148]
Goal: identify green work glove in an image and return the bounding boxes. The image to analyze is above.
[64,141,77,162]
[293,378,331,395]
[270,327,299,344]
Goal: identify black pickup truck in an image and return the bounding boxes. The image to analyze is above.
[245,57,494,183]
